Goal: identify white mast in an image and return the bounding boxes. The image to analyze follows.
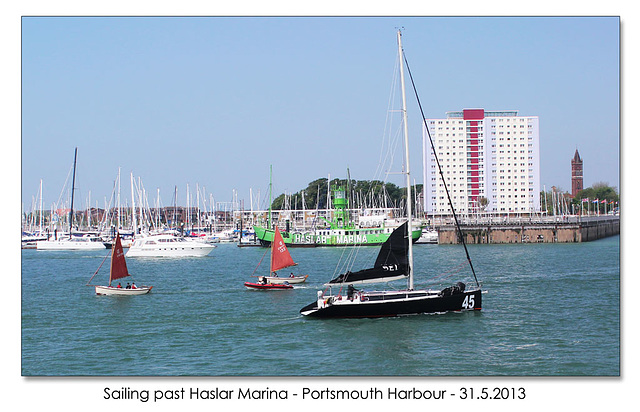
[250,188,254,214]
[398,29,414,290]
[197,184,201,232]
[327,173,331,210]
[39,179,43,233]
[87,190,91,229]
[130,172,137,235]
[156,188,161,229]
[117,168,121,230]
[186,183,190,230]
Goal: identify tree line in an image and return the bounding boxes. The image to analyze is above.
[540,182,619,215]
[271,177,422,211]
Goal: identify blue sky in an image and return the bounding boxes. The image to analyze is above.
[21,16,620,210]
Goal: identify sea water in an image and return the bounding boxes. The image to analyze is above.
[21,236,620,376]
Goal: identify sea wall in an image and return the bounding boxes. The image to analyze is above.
[436,217,619,244]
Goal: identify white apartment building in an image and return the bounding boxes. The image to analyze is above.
[422,108,540,216]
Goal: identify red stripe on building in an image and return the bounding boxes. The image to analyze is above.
[463,109,485,120]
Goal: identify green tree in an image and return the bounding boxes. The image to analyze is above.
[572,182,619,214]
[270,177,417,211]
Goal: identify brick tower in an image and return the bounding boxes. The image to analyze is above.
[571,149,583,197]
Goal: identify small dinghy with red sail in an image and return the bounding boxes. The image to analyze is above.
[87,232,152,295]
[244,226,307,290]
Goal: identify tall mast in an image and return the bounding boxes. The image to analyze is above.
[130,173,137,235]
[39,179,43,233]
[173,186,178,231]
[69,147,78,238]
[268,165,272,230]
[117,168,121,230]
[398,30,414,290]
[327,173,331,210]
[156,188,160,229]
[197,184,201,232]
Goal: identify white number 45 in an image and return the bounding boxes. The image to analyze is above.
[462,295,475,309]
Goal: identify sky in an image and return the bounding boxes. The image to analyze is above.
[20,16,620,211]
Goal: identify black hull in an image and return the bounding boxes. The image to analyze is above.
[300,289,481,318]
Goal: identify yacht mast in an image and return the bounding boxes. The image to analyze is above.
[268,165,272,230]
[117,168,121,230]
[131,173,137,235]
[397,29,414,290]
[69,147,78,238]
[39,179,43,233]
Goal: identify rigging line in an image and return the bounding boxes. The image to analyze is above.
[349,243,363,269]
[375,57,400,180]
[374,58,407,193]
[344,242,361,273]
[344,234,365,272]
[86,249,110,286]
[55,162,74,211]
[429,261,468,284]
[332,244,350,280]
[250,247,269,277]
[402,51,480,289]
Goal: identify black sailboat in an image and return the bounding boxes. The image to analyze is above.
[300,221,481,318]
[300,30,482,318]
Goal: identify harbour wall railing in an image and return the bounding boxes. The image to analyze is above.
[436,216,620,244]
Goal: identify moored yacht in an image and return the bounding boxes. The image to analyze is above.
[36,234,107,250]
[415,227,438,244]
[126,233,216,257]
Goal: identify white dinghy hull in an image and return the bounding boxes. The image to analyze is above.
[95,285,152,296]
[265,275,308,284]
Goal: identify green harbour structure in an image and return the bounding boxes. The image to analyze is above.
[252,185,422,247]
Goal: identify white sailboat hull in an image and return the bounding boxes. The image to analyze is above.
[265,275,308,284]
[95,285,152,295]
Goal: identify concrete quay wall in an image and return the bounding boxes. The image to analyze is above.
[437,217,619,244]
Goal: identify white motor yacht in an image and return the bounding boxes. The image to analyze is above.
[36,235,107,250]
[126,234,215,257]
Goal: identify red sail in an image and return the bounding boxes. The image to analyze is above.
[270,226,296,273]
[109,233,130,284]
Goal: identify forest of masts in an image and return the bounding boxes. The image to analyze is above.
[21,173,423,235]
[24,170,617,236]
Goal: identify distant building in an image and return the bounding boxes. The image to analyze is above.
[571,149,583,197]
[422,108,541,215]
